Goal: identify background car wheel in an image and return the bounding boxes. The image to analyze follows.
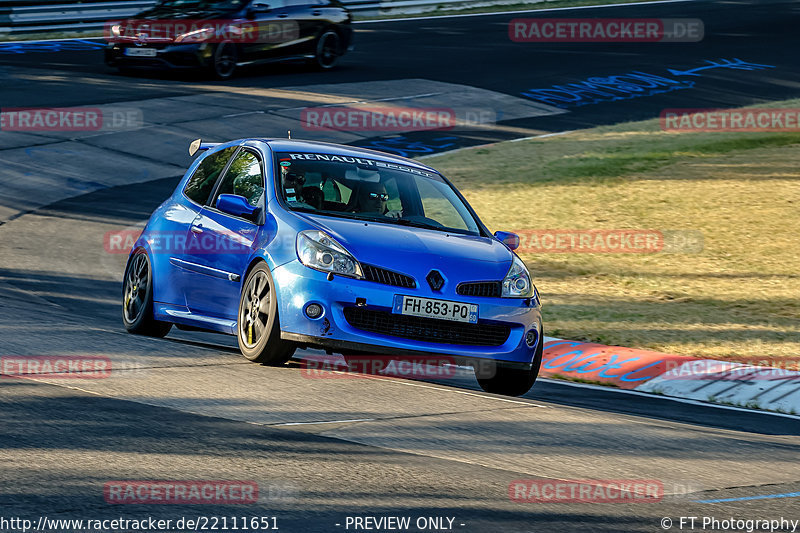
[312,30,341,70]
[210,42,238,80]
[122,250,172,337]
[238,263,295,365]
[475,333,543,397]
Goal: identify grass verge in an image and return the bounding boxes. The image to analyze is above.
[426,101,800,360]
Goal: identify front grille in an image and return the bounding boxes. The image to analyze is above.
[457,281,502,297]
[362,264,416,288]
[343,307,511,347]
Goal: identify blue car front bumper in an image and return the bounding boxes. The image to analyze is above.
[272,260,542,367]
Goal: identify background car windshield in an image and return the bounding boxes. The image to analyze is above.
[156,0,245,8]
[275,153,481,235]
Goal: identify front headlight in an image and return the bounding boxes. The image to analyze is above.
[174,27,215,43]
[296,230,363,278]
[502,255,533,298]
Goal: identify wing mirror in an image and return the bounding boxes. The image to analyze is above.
[216,194,261,220]
[494,230,520,251]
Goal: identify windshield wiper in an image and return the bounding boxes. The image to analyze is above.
[388,218,441,231]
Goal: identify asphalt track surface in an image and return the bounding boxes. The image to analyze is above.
[2,1,800,531]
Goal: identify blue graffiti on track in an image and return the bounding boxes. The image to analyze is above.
[543,340,665,383]
[666,57,775,76]
[521,58,776,109]
[0,39,106,55]
[358,135,459,158]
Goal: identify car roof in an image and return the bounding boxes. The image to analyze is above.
[254,138,439,173]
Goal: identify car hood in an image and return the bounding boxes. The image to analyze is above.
[298,213,513,281]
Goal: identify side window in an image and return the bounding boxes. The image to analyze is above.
[212,150,264,209]
[184,147,237,205]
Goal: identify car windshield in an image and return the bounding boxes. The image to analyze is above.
[274,152,482,236]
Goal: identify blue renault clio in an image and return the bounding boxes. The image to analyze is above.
[122,138,543,396]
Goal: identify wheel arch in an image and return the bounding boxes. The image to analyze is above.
[239,253,296,340]
[127,241,162,301]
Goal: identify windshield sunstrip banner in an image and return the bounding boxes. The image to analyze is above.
[284,153,439,179]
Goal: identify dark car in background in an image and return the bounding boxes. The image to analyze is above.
[104,0,352,78]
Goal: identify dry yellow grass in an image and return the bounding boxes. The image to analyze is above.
[427,105,800,359]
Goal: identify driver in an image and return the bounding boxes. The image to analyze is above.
[354,181,389,214]
[351,181,402,218]
[281,166,317,209]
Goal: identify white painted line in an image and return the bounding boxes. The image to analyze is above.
[222,111,265,118]
[273,418,375,426]
[356,0,694,24]
[538,378,800,420]
[510,130,575,141]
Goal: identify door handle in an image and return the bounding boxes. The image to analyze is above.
[312,10,321,15]
[277,13,288,17]
[191,225,203,234]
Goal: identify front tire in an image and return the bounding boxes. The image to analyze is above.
[122,250,172,337]
[237,263,295,365]
[475,334,543,397]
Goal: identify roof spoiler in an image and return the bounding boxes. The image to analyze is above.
[188,138,220,157]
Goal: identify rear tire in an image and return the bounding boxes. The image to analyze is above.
[237,263,295,365]
[475,334,543,397]
[311,30,341,70]
[210,42,238,80]
[122,249,172,337]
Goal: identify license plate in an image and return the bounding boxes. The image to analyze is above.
[393,295,478,323]
[124,48,157,57]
